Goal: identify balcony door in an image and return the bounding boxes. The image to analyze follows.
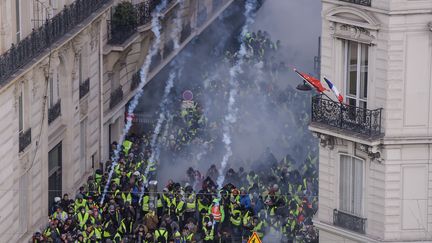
[344,40,368,109]
[48,142,62,213]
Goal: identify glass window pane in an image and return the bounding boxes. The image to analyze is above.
[49,77,54,107]
[19,94,23,132]
[349,71,357,95]
[348,98,356,107]
[56,73,60,102]
[79,54,83,83]
[360,44,368,99]
[16,0,20,41]
[359,101,367,110]
[353,158,363,215]
[340,155,363,216]
[340,155,352,212]
[349,42,358,66]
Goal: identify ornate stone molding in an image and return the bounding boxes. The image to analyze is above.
[333,23,376,45]
[90,22,100,51]
[357,143,382,162]
[326,6,379,45]
[313,132,335,150]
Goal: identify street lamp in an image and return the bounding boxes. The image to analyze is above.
[296,81,312,91]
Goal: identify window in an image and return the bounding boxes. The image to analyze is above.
[339,154,363,216]
[344,40,368,109]
[18,90,23,134]
[16,0,21,41]
[48,142,62,213]
[80,119,87,172]
[49,73,60,108]
[78,53,83,84]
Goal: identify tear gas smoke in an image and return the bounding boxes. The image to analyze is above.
[139,2,188,201]
[139,70,177,203]
[100,0,168,204]
[137,0,320,186]
[217,0,257,189]
[171,0,185,50]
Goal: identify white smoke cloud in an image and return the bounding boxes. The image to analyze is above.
[100,0,169,204]
[217,0,257,189]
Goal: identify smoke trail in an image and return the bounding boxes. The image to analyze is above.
[100,0,168,204]
[217,0,257,189]
[138,70,177,203]
[137,1,187,202]
[147,71,176,166]
[171,0,185,50]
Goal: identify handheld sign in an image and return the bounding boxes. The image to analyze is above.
[247,232,262,243]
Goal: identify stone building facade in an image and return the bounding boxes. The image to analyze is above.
[311,0,432,242]
[0,0,232,241]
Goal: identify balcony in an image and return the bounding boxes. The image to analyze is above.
[110,86,124,109]
[19,129,32,152]
[79,78,90,99]
[108,0,176,45]
[311,95,382,139]
[48,100,61,124]
[333,209,366,234]
[130,72,141,91]
[0,0,111,85]
[180,24,192,43]
[339,0,371,6]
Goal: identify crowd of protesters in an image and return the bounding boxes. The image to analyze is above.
[33,29,318,242]
[35,144,318,242]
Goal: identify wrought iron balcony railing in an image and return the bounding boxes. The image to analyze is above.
[334,209,366,234]
[311,95,382,137]
[48,100,61,124]
[130,72,141,91]
[79,78,90,99]
[339,0,371,6]
[110,86,124,109]
[108,0,176,45]
[163,40,174,58]
[19,129,32,152]
[0,0,111,85]
[180,24,192,43]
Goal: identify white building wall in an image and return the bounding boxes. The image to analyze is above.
[316,0,432,242]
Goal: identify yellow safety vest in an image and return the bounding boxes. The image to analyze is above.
[122,140,132,156]
[77,212,89,228]
[252,221,264,238]
[155,229,168,242]
[230,210,242,226]
[203,226,214,240]
[197,199,209,212]
[186,194,196,211]
[142,195,150,212]
[175,199,185,215]
[121,192,132,204]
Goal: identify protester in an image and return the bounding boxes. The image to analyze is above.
[35,31,318,243]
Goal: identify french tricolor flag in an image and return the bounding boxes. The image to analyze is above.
[324,77,344,103]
